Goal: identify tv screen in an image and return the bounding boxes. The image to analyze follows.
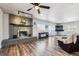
[55,25,64,31]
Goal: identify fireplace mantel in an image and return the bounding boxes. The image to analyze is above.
[10,23,33,27]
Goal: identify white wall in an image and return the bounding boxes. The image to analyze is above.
[33,19,79,36]
[62,21,79,35]
[0,8,3,48]
[3,13,9,39]
[0,9,9,48]
[33,18,56,38]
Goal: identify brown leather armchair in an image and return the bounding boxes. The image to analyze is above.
[58,35,79,52]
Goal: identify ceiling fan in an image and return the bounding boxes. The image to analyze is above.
[27,3,50,14]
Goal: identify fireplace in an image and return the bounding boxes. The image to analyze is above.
[18,31,27,37]
[12,31,28,39]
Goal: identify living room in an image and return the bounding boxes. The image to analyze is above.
[0,3,79,56]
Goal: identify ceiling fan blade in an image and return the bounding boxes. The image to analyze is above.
[39,5,50,9]
[37,9,40,14]
[31,3,35,5]
[27,7,33,11]
[31,3,40,6]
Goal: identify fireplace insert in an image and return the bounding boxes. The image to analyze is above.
[19,31,27,36]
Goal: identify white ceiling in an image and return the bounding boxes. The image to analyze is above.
[0,3,79,23]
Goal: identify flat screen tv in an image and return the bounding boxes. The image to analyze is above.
[55,25,64,31]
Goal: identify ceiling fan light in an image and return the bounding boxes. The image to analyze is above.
[35,6,39,10]
[40,13,43,16]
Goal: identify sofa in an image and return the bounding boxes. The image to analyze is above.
[58,35,79,52]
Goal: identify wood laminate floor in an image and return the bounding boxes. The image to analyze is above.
[0,37,79,56]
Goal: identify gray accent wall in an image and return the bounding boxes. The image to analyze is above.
[9,14,33,38]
